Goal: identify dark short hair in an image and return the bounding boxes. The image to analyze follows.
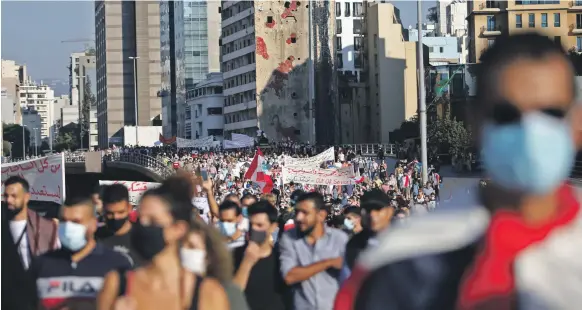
[102,184,129,205]
[4,176,29,193]
[247,200,278,223]
[241,193,257,204]
[224,193,239,202]
[296,192,325,211]
[361,189,393,211]
[219,200,241,216]
[141,187,192,223]
[63,196,95,215]
[343,206,362,217]
[92,184,105,196]
[475,33,574,112]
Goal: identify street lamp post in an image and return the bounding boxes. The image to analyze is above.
[417,0,428,184]
[10,142,13,159]
[129,56,140,146]
[33,128,39,156]
[78,75,87,150]
[22,125,27,158]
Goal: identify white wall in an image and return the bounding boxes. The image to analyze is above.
[123,126,162,147]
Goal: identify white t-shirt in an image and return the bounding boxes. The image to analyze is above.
[10,220,30,269]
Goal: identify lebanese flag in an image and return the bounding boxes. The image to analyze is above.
[244,148,274,193]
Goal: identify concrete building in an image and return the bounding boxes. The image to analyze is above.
[221,0,336,143]
[21,108,42,149]
[409,29,463,65]
[467,0,577,63]
[160,0,221,138]
[185,72,224,140]
[1,88,16,124]
[1,59,27,124]
[437,0,468,36]
[61,105,79,127]
[69,52,86,107]
[51,95,70,139]
[95,1,162,147]
[18,82,55,140]
[366,2,422,143]
[90,107,98,148]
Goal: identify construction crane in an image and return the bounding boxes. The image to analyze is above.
[61,38,95,55]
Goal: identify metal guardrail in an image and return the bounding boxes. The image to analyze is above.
[70,152,176,179]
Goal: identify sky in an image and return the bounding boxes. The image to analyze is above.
[1,0,434,80]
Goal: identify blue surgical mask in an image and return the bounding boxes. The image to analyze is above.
[481,112,575,194]
[241,207,249,218]
[344,218,355,230]
[58,221,88,252]
[218,221,237,237]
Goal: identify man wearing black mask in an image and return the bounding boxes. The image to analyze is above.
[95,184,143,267]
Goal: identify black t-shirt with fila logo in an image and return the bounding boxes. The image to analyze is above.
[30,243,131,310]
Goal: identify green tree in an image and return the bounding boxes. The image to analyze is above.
[2,123,31,158]
[427,115,472,158]
[3,140,12,156]
[81,76,96,149]
[427,6,438,23]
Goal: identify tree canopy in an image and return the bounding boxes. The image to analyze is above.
[427,6,438,23]
[3,123,31,158]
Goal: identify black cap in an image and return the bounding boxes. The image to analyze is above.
[361,189,392,211]
[343,206,362,216]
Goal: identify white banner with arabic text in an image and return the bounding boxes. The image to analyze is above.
[99,180,161,205]
[284,147,335,168]
[1,154,66,203]
[176,136,215,148]
[281,166,356,185]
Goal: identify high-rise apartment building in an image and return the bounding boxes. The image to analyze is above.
[467,0,575,63]
[18,82,55,140]
[69,52,87,107]
[221,0,336,143]
[1,59,27,124]
[160,0,221,138]
[366,3,421,143]
[437,0,468,36]
[95,1,162,147]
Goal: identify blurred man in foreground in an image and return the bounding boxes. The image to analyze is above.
[334,33,582,310]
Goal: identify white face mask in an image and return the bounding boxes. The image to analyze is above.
[180,248,207,275]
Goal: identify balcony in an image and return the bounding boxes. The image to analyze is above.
[570,24,582,34]
[480,25,502,36]
[570,0,582,9]
[475,1,501,12]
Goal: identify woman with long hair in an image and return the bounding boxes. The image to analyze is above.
[97,185,229,310]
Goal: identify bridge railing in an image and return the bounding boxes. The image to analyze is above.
[70,152,176,180]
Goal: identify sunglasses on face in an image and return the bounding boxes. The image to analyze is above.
[488,101,567,125]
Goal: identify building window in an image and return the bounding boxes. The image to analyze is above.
[207,107,222,115]
[516,0,560,4]
[541,13,547,27]
[336,2,341,17]
[440,47,444,53]
[516,14,522,28]
[577,37,582,51]
[336,20,342,34]
[354,37,364,51]
[353,19,363,34]
[336,36,342,51]
[488,39,495,48]
[487,15,496,31]
[554,13,560,27]
[337,53,343,69]
[345,2,351,17]
[353,2,363,16]
[577,14,582,28]
[529,13,535,27]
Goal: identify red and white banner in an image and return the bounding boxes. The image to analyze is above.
[244,148,273,193]
[1,154,66,203]
[99,180,160,205]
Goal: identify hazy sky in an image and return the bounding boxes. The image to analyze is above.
[1,0,434,80]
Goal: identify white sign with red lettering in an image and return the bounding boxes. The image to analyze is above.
[281,166,356,185]
[1,154,66,203]
[99,180,161,205]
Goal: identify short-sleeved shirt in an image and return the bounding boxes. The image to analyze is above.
[32,243,131,310]
[279,226,348,310]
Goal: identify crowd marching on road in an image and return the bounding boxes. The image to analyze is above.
[4,34,582,310]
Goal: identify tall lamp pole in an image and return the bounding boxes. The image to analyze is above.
[33,128,39,156]
[417,0,428,184]
[78,75,86,150]
[22,125,27,158]
[129,56,140,146]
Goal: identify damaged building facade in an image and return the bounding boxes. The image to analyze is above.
[221,0,337,144]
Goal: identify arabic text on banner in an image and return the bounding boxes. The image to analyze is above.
[284,147,335,168]
[1,154,66,203]
[99,181,161,205]
[281,166,356,185]
[176,136,215,148]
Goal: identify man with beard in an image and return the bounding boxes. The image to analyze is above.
[3,176,59,269]
[95,184,143,267]
[279,192,348,310]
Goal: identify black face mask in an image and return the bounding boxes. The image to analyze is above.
[249,229,267,244]
[106,217,128,233]
[130,222,166,261]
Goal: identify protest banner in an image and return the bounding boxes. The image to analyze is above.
[1,154,66,203]
[99,180,161,205]
[281,166,356,185]
[176,136,215,148]
[284,147,335,168]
